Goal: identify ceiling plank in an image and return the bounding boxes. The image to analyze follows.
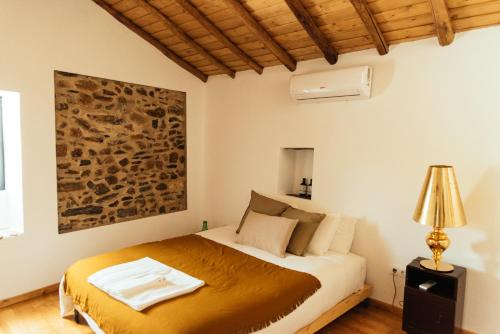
[350,0,389,55]
[284,0,338,64]
[428,0,455,46]
[223,0,297,71]
[173,0,264,74]
[136,0,236,78]
[91,0,208,82]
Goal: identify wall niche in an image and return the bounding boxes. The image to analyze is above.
[278,148,314,200]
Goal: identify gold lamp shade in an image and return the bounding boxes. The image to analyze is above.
[413,165,467,272]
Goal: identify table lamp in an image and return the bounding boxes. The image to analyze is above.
[413,165,467,272]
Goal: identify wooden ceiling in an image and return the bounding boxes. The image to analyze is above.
[93,0,500,82]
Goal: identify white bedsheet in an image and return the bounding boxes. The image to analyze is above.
[60,224,366,334]
[200,225,366,333]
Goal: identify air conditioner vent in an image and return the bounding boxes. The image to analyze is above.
[290,66,372,103]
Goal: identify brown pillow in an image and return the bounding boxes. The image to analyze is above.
[236,191,291,234]
[282,207,326,256]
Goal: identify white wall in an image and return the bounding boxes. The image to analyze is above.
[0,0,206,300]
[205,27,500,333]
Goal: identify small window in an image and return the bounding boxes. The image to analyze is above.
[0,97,4,190]
[0,91,23,236]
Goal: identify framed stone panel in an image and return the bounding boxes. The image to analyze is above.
[54,71,187,233]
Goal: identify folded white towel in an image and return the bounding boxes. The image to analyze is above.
[110,274,168,298]
[88,257,204,311]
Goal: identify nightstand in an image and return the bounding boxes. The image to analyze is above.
[402,257,466,334]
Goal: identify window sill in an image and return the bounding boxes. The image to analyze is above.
[0,228,22,240]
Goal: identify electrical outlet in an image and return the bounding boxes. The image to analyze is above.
[391,267,406,278]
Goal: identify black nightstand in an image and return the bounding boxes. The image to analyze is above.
[402,257,466,334]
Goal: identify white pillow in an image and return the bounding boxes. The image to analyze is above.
[236,210,298,257]
[306,214,340,255]
[329,215,357,254]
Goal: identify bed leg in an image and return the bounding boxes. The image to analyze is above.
[74,309,81,324]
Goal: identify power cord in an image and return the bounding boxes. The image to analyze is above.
[391,269,405,308]
[391,268,397,307]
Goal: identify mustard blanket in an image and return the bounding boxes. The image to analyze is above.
[65,234,321,334]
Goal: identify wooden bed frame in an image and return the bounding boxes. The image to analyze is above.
[297,284,372,334]
[74,284,373,334]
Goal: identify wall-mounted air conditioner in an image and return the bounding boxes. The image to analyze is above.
[290,66,372,103]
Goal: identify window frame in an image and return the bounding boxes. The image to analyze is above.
[0,96,4,191]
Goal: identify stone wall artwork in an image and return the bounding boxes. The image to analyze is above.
[54,71,187,233]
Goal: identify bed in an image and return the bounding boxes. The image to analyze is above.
[60,224,369,334]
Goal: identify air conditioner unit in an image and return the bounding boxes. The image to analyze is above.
[290,66,372,103]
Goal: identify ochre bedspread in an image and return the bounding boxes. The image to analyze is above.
[65,234,321,334]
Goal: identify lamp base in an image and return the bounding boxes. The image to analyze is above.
[420,259,454,272]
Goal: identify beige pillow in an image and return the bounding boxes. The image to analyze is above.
[236,191,291,233]
[236,211,298,257]
[329,215,358,254]
[307,214,340,255]
[281,207,326,256]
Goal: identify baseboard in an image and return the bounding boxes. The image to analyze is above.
[368,297,476,334]
[0,283,59,309]
[368,297,403,316]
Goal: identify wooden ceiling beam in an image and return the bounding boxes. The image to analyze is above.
[223,0,297,72]
[350,0,388,55]
[173,0,263,74]
[136,0,235,78]
[428,0,455,46]
[91,0,207,82]
[284,0,338,65]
